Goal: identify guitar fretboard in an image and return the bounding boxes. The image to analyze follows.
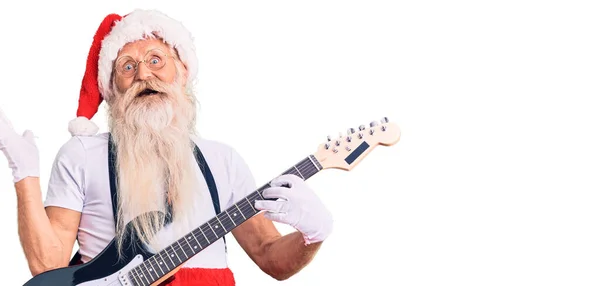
[126,155,323,286]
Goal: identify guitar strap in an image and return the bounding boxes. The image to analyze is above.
[69,134,225,266]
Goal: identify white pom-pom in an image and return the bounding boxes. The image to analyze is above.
[68,116,99,136]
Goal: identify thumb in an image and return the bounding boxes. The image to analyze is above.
[22,130,37,145]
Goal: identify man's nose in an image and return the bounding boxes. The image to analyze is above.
[135,62,154,81]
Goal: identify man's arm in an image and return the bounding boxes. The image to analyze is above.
[1,110,83,276]
[226,147,332,280]
[231,213,323,281]
[16,177,81,276]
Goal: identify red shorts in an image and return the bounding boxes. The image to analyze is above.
[159,268,236,286]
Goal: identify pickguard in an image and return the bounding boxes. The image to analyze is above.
[77,255,143,286]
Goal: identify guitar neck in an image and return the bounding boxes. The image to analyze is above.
[128,154,323,284]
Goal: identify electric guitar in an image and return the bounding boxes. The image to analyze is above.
[22,117,401,286]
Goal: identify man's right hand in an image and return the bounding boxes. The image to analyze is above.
[0,107,40,183]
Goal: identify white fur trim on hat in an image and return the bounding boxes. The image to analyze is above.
[68,116,100,136]
[97,9,198,101]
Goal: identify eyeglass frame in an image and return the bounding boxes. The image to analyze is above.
[113,48,177,78]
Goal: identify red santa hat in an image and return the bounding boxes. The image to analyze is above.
[68,9,198,136]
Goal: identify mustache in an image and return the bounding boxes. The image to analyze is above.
[128,79,170,97]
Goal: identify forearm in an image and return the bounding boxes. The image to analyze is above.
[15,177,66,275]
[261,231,323,280]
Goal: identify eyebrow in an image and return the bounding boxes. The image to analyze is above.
[118,46,168,59]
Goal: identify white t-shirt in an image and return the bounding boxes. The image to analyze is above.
[43,132,257,268]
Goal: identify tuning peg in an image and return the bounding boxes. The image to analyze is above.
[327,135,332,142]
[358,125,365,131]
[324,143,330,149]
[335,140,341,146]
[370,121,379,127]
[358,133,363,139]
[381,117,389,123]
[346,136,352,142]
[381,125,387,131]
[345,146,351,151]
[347,128,355,134]
[369,129,375,135]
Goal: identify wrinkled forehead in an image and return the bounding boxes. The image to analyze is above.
[116,36,176,59]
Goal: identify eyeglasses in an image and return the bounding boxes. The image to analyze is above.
[114,49,175,78]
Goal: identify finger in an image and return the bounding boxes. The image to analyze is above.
[263,212,287,224]
[261,187,290,200]
[270,174,303,187]
[254,200,289,213]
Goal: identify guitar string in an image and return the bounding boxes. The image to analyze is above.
[121,159,319,285]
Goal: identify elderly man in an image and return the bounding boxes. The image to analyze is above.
[0,9,333,285]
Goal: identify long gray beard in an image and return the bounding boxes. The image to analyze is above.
[107,79,200,255]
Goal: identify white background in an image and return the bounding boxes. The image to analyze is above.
[1,0,599,285]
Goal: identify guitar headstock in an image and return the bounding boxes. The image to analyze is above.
[313,117,400,171]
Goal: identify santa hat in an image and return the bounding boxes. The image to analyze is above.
[68,9,198,136]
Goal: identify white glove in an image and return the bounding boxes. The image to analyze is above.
[255,174,333,245]
[0,108,39,182]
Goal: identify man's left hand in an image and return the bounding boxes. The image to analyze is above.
[255,174,333,245]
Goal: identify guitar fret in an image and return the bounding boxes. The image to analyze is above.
[171,245,182,263]
[245,197,257,213]
[146,263,158,282]
[234,203,246,219]
[133,266,143,285]
[176,239,189,259]
[148,260,160,280]
[193,228,208,247]
[215,215,226,230]
[183,236,195,255]
[219,212,235,230]
[158,252,169,273]
[198,226,210,245]
[201,223,218,243]
[165,247,176,267]
[188,233,202,252]
[153,256,165,276]
[293,165,305,180]
[138,266,150,285]
[308,155,320,170]
[255,189,265,200]
[210,218,225,236]
[191,233,202,249]
[130,269,142,286]
[247,192,263,214]
[228,206,246,225]
[207,220,218,237]
[225,209,237,226]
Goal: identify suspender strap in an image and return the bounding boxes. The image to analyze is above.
[193,144,221,214]
[192,143,226,248]
[108,135,119,224]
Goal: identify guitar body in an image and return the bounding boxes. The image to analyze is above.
[23,227,157,286]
